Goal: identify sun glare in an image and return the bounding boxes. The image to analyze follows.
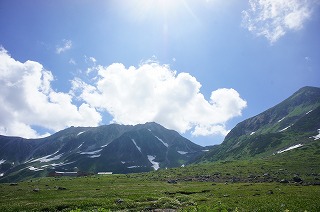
[155,0,180,11]
[122,0,185,22]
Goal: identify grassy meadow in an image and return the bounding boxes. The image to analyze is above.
[0,174,319,212]
[1,148,320,212]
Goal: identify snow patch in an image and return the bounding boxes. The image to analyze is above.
[0,173,3,177]
[30,151,63,163]
[147,155,160,170]
[177,151,188,155]
[277,144,303,154]
[79,149,102,155]
[250,132,255,136]
[155,136,168,147]
[278,117,285,123]
[131,139,142,152]
[306,110,313,115]
[312,129,320,140]
[77,142,84,149]
[88,154,101,158]
[279,125,292,132]
[47,161,75,168]
[77,131,86,136]
[121,161,126,164]
[181,164,185,167]
[127,166,141,169]
[28,166,44,171]
[0,159,6,165]
[148,129,152,132]
[202,150,209,152]
[101,143,110,148]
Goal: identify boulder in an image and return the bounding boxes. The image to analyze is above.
[115,198,124,204]
[9,183,18,186]
[167,179,177,184]
[292,175,303,183]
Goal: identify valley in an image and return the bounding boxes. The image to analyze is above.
[0,145,319,211]
[0,86,320,211]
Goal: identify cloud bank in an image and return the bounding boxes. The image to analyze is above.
[242,0,315,43]
[72,62,247,136]
[0,47,101,138]
[0,47,247,138]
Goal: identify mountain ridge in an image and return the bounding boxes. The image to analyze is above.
[197,86,320,162]
[0,122,204,182]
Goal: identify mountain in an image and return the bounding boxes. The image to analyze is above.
[0,122,204,182]
[198,86,320,162]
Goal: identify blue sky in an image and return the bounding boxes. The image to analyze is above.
[0,0,319,146]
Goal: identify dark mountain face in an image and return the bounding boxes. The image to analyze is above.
[198,86,320,162]
[0,122,204,182]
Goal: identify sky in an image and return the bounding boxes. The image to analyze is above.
[0,0,319,146]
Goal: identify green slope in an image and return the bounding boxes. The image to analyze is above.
[0,142,319,211]
[198,86,320,162]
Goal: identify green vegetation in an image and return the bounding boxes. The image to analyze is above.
[0,175,319,211]
[1,143,320,212]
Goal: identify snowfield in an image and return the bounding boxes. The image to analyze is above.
[77,131,86,136]
[306,110,313,114]
[101,143,110,148]
[79,149,102,155]
[77,142,84,149]
[88,154,101,158]
[279,125,292,132]
[127,166,141,169]
[312,129,320,140]
[277,117,285,123]
[30,151,63,163]
[155,135,169,147]
[28,166,44,171]
[277,144,303,154]
[40,161,75,169]
[177,151,188,155]
[131,139,142,152]
[147,155,160,170]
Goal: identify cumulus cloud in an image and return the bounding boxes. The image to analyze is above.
[0,47,247,138]
[72,62,247,136]
[56,39,72,54]
[242,0,316,43]
[0,47,101,138]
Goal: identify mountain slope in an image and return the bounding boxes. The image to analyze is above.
[0,122,204,182]
[198,86,320,162]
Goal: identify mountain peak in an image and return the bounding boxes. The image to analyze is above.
[198,86,320,162]
[0,122,203,182]
[297,86,320,93]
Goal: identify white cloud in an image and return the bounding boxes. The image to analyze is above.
[84,56,98,74]
[56,39,72,54]
[242,0,316,43]
[0,48,247,138]
[69,58,76,65]
[0,47,101,138]
[73,62,247,136]
[89,57,97,63]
